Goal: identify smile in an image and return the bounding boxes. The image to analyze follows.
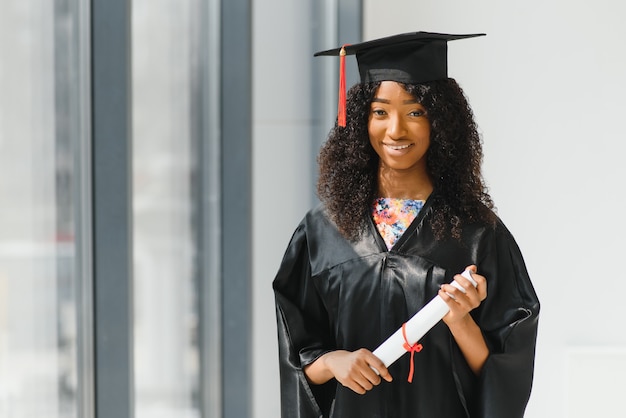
[384,143,413,150]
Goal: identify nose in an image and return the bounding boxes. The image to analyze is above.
[387,113,407,140]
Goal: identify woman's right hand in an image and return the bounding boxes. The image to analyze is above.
[304,349,392,394]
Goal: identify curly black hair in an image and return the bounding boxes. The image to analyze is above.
[316,78,496,241]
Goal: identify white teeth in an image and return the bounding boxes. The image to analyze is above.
[386,144,411,150]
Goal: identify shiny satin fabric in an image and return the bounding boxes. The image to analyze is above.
[273,197,540,418]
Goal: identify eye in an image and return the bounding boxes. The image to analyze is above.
[409,109,426,117]
[371,108,387,116]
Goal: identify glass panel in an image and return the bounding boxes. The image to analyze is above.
[132,0,201,417]
[0,0,87,417]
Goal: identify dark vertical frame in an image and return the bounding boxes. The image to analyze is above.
[91,0,134,417]
[220,1,252,418]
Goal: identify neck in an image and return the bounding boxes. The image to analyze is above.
[376,163,433,201]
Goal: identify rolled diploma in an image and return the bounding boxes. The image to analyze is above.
[372,269,477,368]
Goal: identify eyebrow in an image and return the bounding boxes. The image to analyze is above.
[371,98,420,105]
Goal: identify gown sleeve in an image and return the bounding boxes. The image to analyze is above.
[473,220,540,417]
[273,222,336,418]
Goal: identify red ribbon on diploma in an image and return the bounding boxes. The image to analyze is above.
[401,322,423,383]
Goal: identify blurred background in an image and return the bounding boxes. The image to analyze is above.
[1,0,625,417]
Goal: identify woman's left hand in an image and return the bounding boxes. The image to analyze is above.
[439,265,487,326]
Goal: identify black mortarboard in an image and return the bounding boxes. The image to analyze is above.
[314,31,485,126]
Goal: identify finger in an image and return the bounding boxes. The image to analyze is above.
[354,375,375,392]
[344,379,368,395]
[447,281,483,312]
[361,360,384,385]
[347,365,381,393]
[454,272,479,292]
[440,283,464,301]
[368,357,393,382]
[439,289,469,321]
[379,369,393,383]
[466,264,478,274]
[352,350,384,386]
[439,285,454,301]
[439,286,460,305]
[361,368,382,387]
[450,278,468,294]
[462,287,482,309]
[477,284,487,301]
[467,273,485,289]
[441,285,476,313]
[465,267,487,300]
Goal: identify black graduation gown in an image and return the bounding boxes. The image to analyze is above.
[273,197,540,418]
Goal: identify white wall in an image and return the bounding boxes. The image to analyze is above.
[363,1,626,417]
[252,3,322,418]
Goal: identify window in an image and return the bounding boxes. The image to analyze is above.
[0,1,90,417]
[132,1,202,416]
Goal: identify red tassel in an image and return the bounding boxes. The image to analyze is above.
[337,45,348,127]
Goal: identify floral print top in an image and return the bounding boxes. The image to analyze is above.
[372,197,424,250]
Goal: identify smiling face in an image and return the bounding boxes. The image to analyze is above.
[368,81,431,175]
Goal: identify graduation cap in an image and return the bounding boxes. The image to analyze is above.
[314,31,485,126]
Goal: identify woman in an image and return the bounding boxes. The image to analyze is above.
[273,32,539,418]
